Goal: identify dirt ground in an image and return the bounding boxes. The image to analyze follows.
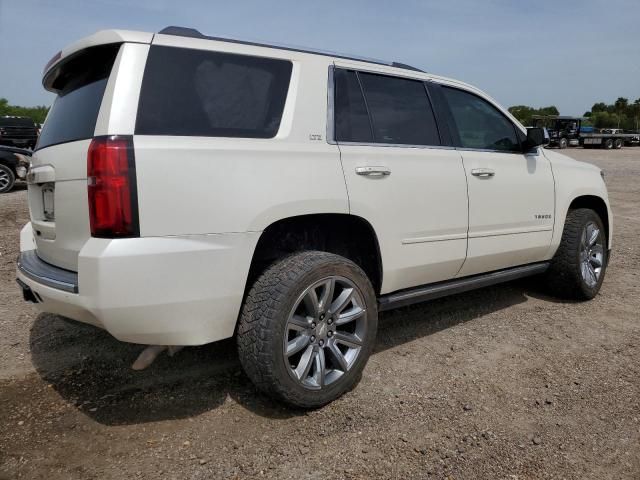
[0,148,638,480]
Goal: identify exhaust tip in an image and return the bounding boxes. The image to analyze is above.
[16,278,40,303]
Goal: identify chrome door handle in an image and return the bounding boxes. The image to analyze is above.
[470,168,495,178]
[355,166,391,177]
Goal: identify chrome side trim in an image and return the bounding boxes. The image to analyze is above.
[468,226,553,239]
[378,262,549,311]
[337,141,456,151]
[326,65,336,145]
[17,250,78,294]
[401,232,467,244]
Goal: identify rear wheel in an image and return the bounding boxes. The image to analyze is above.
[237,251,378,408]
[614,138,623,149]
[604,138,614,149]
[0,164,16,193]
[544,209,607,300]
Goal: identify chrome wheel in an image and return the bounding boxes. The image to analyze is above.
[0,169,11,191]
[580,221,604,288]
[284,276,368,390]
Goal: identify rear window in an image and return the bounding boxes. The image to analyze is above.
[136,46,293,138]
[334,69,373,143]
[359,72,440,146]
[333,68,440,146]
[37,44,120,150]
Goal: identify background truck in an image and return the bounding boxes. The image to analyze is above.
[532,115,639,149]
[0,116,39,150]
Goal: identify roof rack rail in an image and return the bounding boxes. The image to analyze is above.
[157,26,425,73]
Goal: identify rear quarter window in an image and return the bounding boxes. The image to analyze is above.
[135,46,293,139]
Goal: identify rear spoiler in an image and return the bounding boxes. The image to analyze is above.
[42,29,153,90]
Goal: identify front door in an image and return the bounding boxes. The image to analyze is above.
[440,86,555,276]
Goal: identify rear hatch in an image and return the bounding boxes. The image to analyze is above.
[29,44,121,271]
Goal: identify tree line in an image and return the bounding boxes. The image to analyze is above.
[2,95,639,132]
[0,98,49,124]
[509,97,640,131]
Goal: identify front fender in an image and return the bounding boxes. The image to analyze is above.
[545,150,612,258]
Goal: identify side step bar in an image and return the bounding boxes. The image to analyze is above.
[378,262,549,312]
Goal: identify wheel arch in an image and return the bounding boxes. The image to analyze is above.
[568,195,611,248]
[245,213,384,296]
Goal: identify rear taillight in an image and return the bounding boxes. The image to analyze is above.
[87,136,139,238]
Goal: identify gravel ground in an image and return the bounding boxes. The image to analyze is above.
[0,148,638,479]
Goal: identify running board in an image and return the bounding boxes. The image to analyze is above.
[378,262,549,312]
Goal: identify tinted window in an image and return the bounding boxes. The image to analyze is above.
[359,72,440,146]
[38,44,120,149]
[334,69,373,143]
[442,87,520,152]
[136,46,292,138]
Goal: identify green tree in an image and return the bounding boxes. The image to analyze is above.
[508,105,560,126]
[0,97,50,124]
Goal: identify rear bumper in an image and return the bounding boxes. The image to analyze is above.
[17,222,259,345]
[17,250,78,293]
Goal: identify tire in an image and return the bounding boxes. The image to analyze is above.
[544,209,607,300]
[604,138,614,149]
[558,137,568,149]
[0,164,16,194]
[614,138,623,149]
[237,251,378,408]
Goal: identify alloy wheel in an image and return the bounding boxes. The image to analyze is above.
[580,221,604,288]
[0,169,10,191]
[283,276,368,390]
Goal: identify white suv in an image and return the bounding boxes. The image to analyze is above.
[17,27,612,407]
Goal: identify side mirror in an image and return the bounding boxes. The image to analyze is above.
[524,127,549,149]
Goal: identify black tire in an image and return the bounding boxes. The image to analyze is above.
[0,164,16,194]
[558,137,568,149]
[614,138,623,149]
[544,209,608,300]
[237,251,378,408]
[604,138,614,149]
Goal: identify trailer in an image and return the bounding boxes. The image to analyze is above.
[581,130,639,149]
[532,115,640,149]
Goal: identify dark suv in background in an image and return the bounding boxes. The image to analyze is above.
[0,116,39,149]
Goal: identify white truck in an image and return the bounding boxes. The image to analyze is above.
[17,27,612,407]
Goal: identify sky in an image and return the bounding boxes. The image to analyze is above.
[0,0,638,115]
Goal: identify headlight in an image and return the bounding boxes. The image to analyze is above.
[16,165,28,179]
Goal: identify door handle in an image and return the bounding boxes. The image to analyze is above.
[355,166,391,177]
[470,168,495,178]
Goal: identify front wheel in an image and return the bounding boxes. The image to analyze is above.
[0,164,16,193]
[544,209,607,300]
[558,137,568,149]
[237,251,378,408]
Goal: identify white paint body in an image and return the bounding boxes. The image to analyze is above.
[18,29,612,345]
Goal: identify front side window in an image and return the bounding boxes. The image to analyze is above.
[442,87,521,152]
[136,46,292,138]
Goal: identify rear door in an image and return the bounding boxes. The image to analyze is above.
[29,43,146,271]
[439,86,554,276]
[333,66,469,294]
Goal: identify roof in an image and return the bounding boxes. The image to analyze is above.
[158,26,425,73]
